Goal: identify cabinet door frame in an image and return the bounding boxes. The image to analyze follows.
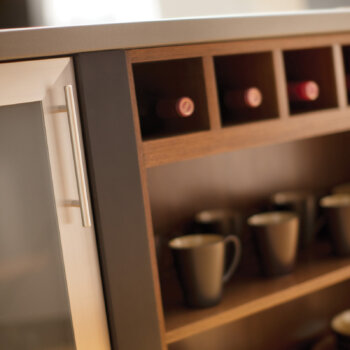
[0,57,111,350]
[75,51,166,350]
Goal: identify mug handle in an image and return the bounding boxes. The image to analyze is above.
[222,235,242,284]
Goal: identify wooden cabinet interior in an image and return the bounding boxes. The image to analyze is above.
[125,32,350,349]
[148,131,350,345]
[147,131,350,238]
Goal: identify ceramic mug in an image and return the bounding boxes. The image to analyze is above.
[271,190,319,248]
[193,209,242,237]
[193,209,242,271]
[247,211,299,276]
[331,310,350,350]
[169,234,241,308]
[320,194,350,256]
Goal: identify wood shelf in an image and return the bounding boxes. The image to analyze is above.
[164,243,350,344]
[143,108,350,167]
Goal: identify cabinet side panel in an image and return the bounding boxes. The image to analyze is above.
[74,51,163,350]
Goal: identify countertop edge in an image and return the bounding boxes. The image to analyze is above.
[2,9,350,60]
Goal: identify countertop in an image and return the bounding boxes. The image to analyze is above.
[2,9,350,61]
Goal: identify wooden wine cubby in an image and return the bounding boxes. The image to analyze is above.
[283,47,338,115]
[133,58,210,139]
[128,36,350,168]
[214,51,279,125]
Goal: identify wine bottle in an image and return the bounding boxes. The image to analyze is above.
[224,87,263,110]
[156,96,195,119]
[288,80,319,102]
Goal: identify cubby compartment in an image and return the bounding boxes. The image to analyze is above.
[283,47,338,115]
[147,130,350,345]
[132,58,210,140]
[214,52,279,126]
[342,45,350,104]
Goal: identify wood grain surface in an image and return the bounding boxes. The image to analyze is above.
[143,109,350,167]
[169,280,350,350]
[165,243,350,343]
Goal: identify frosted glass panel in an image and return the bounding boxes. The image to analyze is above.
[0,103,75,349]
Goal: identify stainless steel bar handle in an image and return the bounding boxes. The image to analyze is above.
[64,85,92,228]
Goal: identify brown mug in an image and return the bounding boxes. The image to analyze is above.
[271,190,319,248]
[331,310,350,350]
[169,234,241,308]
[193,209,242,271]
[320,194,350,256]
[247,211,299,277]
[193,209,242,237]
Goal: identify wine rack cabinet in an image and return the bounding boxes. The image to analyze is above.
[73,25,350,350]
[128,32,350,168]
[122,31,350,350]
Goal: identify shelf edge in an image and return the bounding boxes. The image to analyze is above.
[144,108,350,168]
[165,264,350,344]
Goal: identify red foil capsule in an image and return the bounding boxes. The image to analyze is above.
[224,87,263,110]
[156,97,195,119]
[288,81,319,102]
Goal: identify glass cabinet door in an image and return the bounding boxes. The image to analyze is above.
[0,58,110,350]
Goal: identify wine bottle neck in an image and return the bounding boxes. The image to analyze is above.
[224,87,263,110]
[288,81,319,102]
[156,97,195,119]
